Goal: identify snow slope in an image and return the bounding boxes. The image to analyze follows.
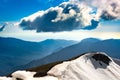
[0,52,120,80]
[113,58,120,66]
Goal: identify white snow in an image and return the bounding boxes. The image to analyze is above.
[0,52,120,80]
[12,70,36,80]
[0,77,12,80]
[113,58,120,66]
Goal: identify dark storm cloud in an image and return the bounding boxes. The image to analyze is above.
[19,0,120,32]
[82,20,99,30]
[20,9,81,32]
[19,2,97,32]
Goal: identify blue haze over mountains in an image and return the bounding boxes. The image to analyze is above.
[0,37,120,76]
[19,38,120,70]
[0,37,76,76]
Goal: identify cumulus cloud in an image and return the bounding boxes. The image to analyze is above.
[79,0,120,20]
[19,0,120,32]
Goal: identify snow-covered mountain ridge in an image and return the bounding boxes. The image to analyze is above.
[0,52,120,80]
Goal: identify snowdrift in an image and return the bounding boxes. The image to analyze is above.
[0,52,120,80]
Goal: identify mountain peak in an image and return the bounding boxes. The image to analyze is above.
[78,52,112,65]
[80,38,100,43]
[47,52,120,80]
[78,52,112,69]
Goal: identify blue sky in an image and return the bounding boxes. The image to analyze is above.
[0,0,68,21]
[0,0,120,42]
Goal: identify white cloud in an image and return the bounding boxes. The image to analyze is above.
[0,21,120,42]
[52,2,97,27]
[82,0,120,20]
[19,1,100,32]
[19,0,120,32]
[22,11,45,22]
[1,0,120,42]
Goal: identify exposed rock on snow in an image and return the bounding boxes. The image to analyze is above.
[92,53,112,65]
[0,52,120,80]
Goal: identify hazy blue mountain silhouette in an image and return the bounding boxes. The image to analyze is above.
[18,38,100,69]
[0,37,76,76]
[22,38,120,70]
[89,39,120,59]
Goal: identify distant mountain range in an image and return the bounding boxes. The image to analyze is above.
[21,38,120,70]
[1,37,120,76]
[0,37,76,76]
